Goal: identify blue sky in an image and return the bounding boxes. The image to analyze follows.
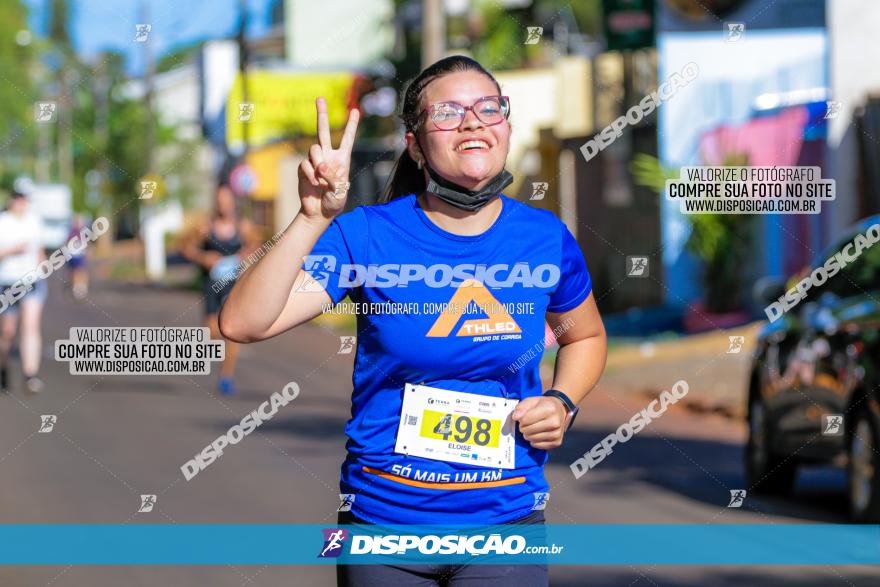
[25,0,275,72]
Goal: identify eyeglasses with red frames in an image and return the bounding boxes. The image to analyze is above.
[413,95,511,131]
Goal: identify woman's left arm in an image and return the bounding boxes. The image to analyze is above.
[513,292,607,450]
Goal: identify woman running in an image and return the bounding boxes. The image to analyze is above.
[182,183,258,395]
[0,190,48,393]
[220,55,607,586]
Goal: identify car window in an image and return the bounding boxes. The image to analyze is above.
[839,239,880,296]
[804,233,880,301]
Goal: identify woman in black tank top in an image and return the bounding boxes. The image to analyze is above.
[182,184,258,395]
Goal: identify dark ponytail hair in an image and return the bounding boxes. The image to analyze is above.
[381,55,503,203]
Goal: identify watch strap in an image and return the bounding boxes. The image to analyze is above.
[543,389,579,430]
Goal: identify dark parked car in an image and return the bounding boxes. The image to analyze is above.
[747,215,880,522]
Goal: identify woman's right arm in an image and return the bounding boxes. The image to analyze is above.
[219,213,333,342]
[219,97,360,343]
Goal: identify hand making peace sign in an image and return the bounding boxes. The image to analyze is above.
[298,97,360,221]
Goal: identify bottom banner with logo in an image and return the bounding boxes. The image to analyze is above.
[0,524,878,565]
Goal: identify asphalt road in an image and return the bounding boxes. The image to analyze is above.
[0,278,875,586]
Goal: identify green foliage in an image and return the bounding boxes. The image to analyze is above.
[63,52,151,218]
[0,0,35,163]
[0,0,201,236]
[156,41,204,74]
[630,153,678,193]
[472,1,525,71]
[686,212,752,313]
[456,0,604,72]
[538,0,602,35]
[631,152,754,313]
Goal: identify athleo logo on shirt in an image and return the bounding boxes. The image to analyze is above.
[427,280,522,337]
[301,256,560,289]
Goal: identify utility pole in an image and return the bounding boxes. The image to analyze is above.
[238,0,249,157]
[47,0,72,186]
[94,56,112,252]
[36,107,50,183]
[139,0,157,278]
[141,0,154,174]
[33,45,49,182]
[237,0,253,221]
[57,64,74,187]
[422,0,445,69]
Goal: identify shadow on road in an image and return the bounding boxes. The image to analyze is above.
[548,427,850,523]
[194,412,350,443]
[89,377,180,394]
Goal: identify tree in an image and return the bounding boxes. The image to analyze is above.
[70,51,183,230]
[631,152,753,313]
[0,0,36,187]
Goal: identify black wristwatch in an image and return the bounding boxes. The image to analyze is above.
[543,389,579,431]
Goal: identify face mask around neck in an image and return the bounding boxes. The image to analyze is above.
[423,163,514,212]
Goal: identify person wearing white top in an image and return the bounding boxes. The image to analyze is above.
[0,190,47,393]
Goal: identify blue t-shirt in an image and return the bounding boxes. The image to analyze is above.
[304,193,592,525]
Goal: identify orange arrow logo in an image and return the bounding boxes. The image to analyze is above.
[426,279,522,337]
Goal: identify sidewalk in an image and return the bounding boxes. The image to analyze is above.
[589,322,763,420]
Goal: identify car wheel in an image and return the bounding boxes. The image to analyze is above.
[848,407,880,522]
[746,397,797,495]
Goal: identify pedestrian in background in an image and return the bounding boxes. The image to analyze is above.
[182,184,259,395]
[0,190,48,393]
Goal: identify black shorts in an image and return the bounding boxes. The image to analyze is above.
[203,279,234,316]
[335,508,549,587]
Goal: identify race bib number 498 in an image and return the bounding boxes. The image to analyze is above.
[420,410,499,448]
[395,383,517,469]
